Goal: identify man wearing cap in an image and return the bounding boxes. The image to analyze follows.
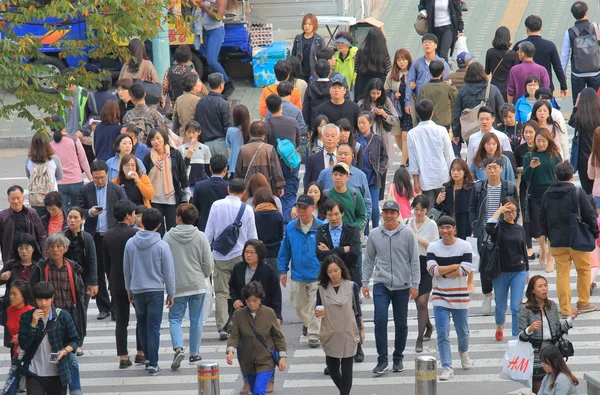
[469,156,519,315]
[315,76,360,131]
[278,194,324,348]
[507,41,550,104]
[447,52,474,90]
[362,199,420,375]
[326,163,368,232]
[405,34,451,118]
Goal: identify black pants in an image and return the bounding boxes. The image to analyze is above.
[151,203,177,236]
[578,157,594,195]
[93,234,112,314]
[113,291,143,356]
[433,24,454,62]
[26,374,66,395]
[571,72,600,105]
[325,356,354,395]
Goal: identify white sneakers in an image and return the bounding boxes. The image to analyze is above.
[439,367,454,380]
[481,294,493,315]
[460,352,473,370]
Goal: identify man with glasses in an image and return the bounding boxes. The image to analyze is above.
[469,156,519,315]
[76,160,127,320]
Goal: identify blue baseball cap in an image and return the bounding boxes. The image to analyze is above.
[456,52,475,68]
[330,73,346,87]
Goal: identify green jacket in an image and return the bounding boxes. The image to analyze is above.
[334,46,358,91]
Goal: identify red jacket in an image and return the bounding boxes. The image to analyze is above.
[6,304,34,356]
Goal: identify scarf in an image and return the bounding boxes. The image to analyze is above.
[148,145,175,200]
[254,202,277,212]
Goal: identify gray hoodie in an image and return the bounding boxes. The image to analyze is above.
[362,223,420,291]
[163,224,213,297]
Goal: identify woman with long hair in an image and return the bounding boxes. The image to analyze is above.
[470,133,515,182]
[386,166,414,220]
[119,38,159,83]
[226,104,251,177]
[353,27,391,102]
[405,195,438,353]
[142,128,189,235]
[244,173,283,213]
[291,13,324,82]
[252,189,284,272]
[308,114,329,155]
[304,181,327,220]
[515,120,539,258]
[113,153,154,208]
[435,158,474,240]
[588,127,600,210]
[530,101,569,159]
[116,78,135,123]
[514,75,541,123]
[571,87,600,194]
[385,48,414,164]
[93,100,122,162]
[315,255,364,395]
[536,345,579,395]
[336,118,363,168]
[106,134,147,181]
[522,128,562,272]
[287,56,308,103]
[518,275,578,393]
[26,131,64,217]
[485,26,520,102]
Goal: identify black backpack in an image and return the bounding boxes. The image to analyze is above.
[167,64,194,103]
[569,22,600,73]
[211,203,247,255]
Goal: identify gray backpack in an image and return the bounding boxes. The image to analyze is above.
[570,22,600,73]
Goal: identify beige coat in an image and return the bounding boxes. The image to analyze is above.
[318,279,359,358]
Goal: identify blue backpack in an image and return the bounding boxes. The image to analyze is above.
[276,138,301,169]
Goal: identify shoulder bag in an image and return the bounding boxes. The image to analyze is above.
[211,203,247,255]
[249,317,280,365]
[479,222,501,280]
[459,80,491,142]
[569,188,596,252]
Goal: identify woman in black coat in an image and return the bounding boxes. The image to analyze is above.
[434,158,474,239]
[485,27,520,102]
[251,188,284,274]
[418,0,464,61]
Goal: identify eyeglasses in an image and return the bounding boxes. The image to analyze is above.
[504,210,516,215]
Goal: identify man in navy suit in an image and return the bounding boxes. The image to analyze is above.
[192,154,230,231]
[76,160,128,320]
[303,123,340,187]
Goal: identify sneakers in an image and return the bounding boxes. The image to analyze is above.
[218,329,229,341]
[189,355,202,364]
[460,352,473,370]
[439,367,454,380]
[577,303,597,314]
[481,294,493,315]
[308,339,320,348]
[147,366,162,376]
[134,354,145,365]
[171,349,185,370]
[392,360,404,372]
[495,328,504,341]
[372,360,388,375]
[354,343,364,363]
[119,358,132,369]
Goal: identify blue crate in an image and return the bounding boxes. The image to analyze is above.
[223,22,251,56]
[252,42,287,88]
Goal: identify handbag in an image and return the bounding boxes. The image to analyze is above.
[427,207,444,222]
[249,319,280,366]
[499,340,534,387]
[569,188,596,252]
[479,225,501,280]
[459,80,491,142]
[570,129,580,172]
[414,15,428,36]
[556,336,575,360]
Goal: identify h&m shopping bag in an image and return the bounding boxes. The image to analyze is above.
[500,340,534,388]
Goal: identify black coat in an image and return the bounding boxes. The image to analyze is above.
[229,261,282,320]
[64,229,98,287]
[192,176,230,231]
[142,148,189,205]
[315,223,361,269]
[76,181,128,236]
[418,0,464,53]
[304,151,327,188]
[254,210,284,259]
[434,182,474,239]
[102,223,138,294]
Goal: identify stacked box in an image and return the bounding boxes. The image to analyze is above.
[251,41,287,88]
[250,23,274,47]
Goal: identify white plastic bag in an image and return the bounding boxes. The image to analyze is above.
[500,340,534,388]
[467,236,479,272]
[454,36,469,60]
[202,277,214,325]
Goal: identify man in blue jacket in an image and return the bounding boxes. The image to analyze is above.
[123,208,175,376]
[278,194,324,348]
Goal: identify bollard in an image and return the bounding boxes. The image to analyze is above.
[198,361,220,395]
[415,355,437,395]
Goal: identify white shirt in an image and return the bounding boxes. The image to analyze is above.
[204,195,258,261]
[407,120,454,191]
[466,128,513,166]
[433,0,451,27]
[322,149,337,168]
[525,108,569,159]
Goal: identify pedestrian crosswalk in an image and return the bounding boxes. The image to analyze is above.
[0,265,596,394]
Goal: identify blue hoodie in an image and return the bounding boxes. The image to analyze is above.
[123,230,176,298]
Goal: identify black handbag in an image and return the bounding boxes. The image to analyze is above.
[556,336,574,360]
[479,226,501,280]
[569,188,596,252]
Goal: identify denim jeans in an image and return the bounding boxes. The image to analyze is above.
[281,164,299,224]
[433,306,469,368]
[169,293,206,356]
[69,354,82,395]
[246,370,273,395]
[133,291,164,367]
[58,182,84,212]
[492,271,528,336]
[365,185,380,235]
[373,283,409,363]
[203,26,229,81]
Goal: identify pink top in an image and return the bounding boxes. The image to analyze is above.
[587,156,600,198]
[51,134,92,184]
[388,184,412,220]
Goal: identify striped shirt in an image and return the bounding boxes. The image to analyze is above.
[485,184,502,224]
[426,238,474,310]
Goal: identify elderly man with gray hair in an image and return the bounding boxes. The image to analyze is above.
[303,123,341,186]
[506,41,551,103]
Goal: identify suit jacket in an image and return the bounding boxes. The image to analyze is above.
[304,150,329,187]
[315,222,361,269]
[76,182,128,236]
[102,222,138,293]
[193,176,229,231]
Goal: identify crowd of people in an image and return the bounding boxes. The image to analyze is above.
[2,1,600,394]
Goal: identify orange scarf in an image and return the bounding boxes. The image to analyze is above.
[148,145,175,200]
[254,202,277,212]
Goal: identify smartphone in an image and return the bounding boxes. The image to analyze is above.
[49,353,59,364]
[96,206,104,211]
[532,157,540,162]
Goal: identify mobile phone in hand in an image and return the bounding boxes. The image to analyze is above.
[49,353,59,364]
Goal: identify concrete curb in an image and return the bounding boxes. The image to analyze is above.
[0,136,33,149]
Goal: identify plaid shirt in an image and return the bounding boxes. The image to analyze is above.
[48,261,74,310]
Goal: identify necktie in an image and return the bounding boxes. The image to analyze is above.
[328,153,334,167]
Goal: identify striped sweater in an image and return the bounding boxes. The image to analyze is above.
[426,239,474,310]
